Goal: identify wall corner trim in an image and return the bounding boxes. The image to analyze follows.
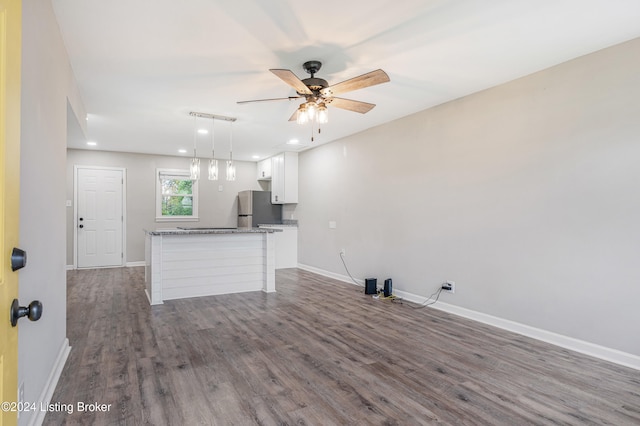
[299,264,640,371]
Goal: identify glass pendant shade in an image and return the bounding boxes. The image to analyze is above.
[317,104,328,124]
[190,157,200,180]
[208,118,218,181]
[296,104,309,125]
[306,102,317,121]
[208,159,218,180]
[226,120,236,181]
[189,114,200,180]
[226,160,236,181]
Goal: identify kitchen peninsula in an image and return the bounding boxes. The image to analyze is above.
[144,227,279,305]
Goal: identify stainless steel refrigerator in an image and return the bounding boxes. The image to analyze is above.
[237,190,282,228]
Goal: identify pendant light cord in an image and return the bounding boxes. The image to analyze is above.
[193,114,198,158]
[229,121,233,162]
[211,118,215,158]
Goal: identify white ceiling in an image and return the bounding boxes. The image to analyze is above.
[53,0,640,162]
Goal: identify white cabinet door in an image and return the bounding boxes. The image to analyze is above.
[271,152,298,204]
[257,158,272,180]
[271,154,285,203]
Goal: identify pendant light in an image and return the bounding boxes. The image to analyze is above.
[188,111,236,180]
[226,121,236,181]
[189,114,200,180]
[207,117,218,181]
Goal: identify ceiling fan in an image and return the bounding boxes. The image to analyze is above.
[237,60,390,127]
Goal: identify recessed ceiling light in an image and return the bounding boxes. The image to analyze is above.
[178,149,187,154]
[197,129,208,135]
[287,139,299,145]
[252,155,260,159]
[87,141,97,146]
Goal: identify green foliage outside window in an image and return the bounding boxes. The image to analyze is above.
[161,178,193,216]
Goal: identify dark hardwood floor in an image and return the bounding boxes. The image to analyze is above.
[45,267,640,425]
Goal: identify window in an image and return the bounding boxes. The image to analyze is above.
[156,169,198,221]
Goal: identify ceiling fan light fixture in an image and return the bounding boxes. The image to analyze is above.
[317,103,328,124]
[296,104,309,125]
[306,101,317,121]
[238,61,389,137]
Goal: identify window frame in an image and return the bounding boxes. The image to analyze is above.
[155,168,199,222]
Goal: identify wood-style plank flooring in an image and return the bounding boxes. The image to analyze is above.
[45,267,640,425]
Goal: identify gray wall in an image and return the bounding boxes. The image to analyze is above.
[295,37,640,357]
[19,1,87,425]
[66,149,262,265]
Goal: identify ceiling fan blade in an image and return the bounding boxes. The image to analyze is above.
[288,110,298,122]
[327,97,376,114]
[321,69,390,97]
[237,96,301,104]
[270,69,313,95]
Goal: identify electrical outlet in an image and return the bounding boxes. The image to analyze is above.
[442,280,455,293]
[340,248,346,256]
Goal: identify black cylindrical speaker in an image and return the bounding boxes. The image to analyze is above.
[365,278,377,295]
[384,278,392,297]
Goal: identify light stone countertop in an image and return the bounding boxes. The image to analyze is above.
[144,227,281,236]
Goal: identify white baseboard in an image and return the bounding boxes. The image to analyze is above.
[29,338,71,426]
[299,264,640,371]
[430,300,640,371]
[298,263,364,286]
[67,262,144,270]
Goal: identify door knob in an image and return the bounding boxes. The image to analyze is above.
[10,299,43,327]
[11,247,27,271]
[79,224,84,228]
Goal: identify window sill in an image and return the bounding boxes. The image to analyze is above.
[155,217,200,223]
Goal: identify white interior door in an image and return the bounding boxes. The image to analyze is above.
[76,167,124,268]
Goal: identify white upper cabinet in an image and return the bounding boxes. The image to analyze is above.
[271,152,298,204]
[257,158,272,180]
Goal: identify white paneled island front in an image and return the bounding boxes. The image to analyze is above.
[144,228,278,305]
